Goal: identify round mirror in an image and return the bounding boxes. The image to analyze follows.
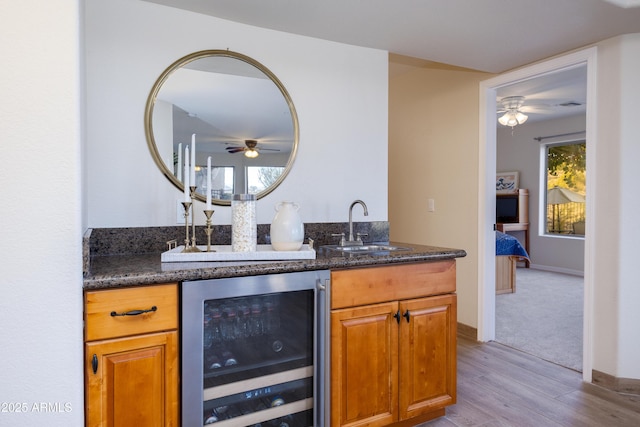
[145,50,299,205]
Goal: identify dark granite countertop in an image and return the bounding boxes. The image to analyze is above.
[84,242,466,290]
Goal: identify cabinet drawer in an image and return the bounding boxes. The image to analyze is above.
[85,283,178,341]
[331,261,456,309]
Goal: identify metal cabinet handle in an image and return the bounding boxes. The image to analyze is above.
[403,310,411,323]
[393,310,401,324]
[91,354,98,374]
[110,306,157,317]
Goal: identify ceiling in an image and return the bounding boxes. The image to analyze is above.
[143,0,640,122]
[495,65,588,123]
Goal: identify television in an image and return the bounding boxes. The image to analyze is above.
[496,194,519,223]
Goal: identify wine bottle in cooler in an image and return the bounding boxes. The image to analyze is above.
[221,305,237,341]
[269,414,294,427]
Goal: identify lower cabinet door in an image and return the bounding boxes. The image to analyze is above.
[85,331,178,427]
[331,301,399,427]
[398,294,457,420]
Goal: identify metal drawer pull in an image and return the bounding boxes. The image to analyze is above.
[110,306,157,317]
[403,310,411,323]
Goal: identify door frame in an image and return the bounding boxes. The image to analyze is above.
[477,47,597,381]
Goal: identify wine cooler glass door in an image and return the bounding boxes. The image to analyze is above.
[182,270,329,427]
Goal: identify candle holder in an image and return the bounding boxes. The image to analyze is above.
[188,186,202,252]
[203,209,215,252]
[181,201,193,253]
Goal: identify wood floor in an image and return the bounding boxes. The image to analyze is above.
[418,335,640,427]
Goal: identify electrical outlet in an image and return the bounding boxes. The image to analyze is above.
[428,198,435,212]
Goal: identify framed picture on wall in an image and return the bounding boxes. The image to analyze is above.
[496,171,519,194]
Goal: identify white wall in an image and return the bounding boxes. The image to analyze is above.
[593,34,640,379]
[85,0,389,228]
[497,114,585,275]
[0,1,84,426]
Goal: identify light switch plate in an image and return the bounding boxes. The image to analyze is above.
[428,198,435,212]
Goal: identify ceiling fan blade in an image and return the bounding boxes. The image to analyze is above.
[226,147,245,153]
[521,105,556,114]
[257,148,280,152]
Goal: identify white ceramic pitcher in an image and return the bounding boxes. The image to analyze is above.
[270,201,304,251]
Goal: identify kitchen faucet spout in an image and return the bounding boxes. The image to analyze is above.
[347,200,369,245]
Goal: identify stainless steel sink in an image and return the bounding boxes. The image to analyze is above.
[321,244,413,254]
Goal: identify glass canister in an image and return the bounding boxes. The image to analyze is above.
[270,201,304,251]
[231,194,257,252]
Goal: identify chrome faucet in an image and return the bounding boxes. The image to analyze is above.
[347,199,368,245]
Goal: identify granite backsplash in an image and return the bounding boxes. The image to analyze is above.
[84,221,389,276]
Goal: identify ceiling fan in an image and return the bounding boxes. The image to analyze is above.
[496,96,530,127]
[225,139,281,158]
[497,95,584,128]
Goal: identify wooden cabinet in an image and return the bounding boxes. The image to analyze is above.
[330,261,457,427]
[331,301,399,426]
[84,284,179,427]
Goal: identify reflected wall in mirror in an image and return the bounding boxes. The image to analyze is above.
[145,50,299,205]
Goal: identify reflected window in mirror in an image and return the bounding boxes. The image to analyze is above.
[194,166,234,201]
[247,166,285,194]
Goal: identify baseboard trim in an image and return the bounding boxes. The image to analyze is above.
[592,369,640,395]
[457,322,477,341]
[528,263,584,277]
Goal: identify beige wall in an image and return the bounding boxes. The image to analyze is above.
[392,35,640,380]
[389,57,493,327]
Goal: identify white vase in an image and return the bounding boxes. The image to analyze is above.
[270,201,304,251]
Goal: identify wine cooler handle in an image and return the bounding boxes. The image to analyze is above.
[317,280,326,291]
[403,310,411,323]
[91,354,98,374]
[110,306,157,317]
[393,310,401,324]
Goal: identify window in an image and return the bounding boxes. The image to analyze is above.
[544,141,586,236]
[247,166,284,194]
[196,166,234,200]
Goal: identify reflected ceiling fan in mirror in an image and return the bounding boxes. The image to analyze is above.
[225,139,281,158]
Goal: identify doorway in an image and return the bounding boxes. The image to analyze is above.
[493,70,586,370]
[478,47,596,381]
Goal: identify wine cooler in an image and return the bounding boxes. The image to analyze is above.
[182,270,330,427]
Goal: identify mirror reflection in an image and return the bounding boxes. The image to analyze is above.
[145,50,299,204]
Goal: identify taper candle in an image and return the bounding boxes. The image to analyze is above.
[206,156,212,210]
[190,133,196,186]
[184,146,190,202]
[177,143,182,181]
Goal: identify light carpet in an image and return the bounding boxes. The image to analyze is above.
[495,268,583,372]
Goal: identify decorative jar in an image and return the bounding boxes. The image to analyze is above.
[270,201,304,251]
[231,194,257,252]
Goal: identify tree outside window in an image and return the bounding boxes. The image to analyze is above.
[247,166,284,194]
[545,141,586,235]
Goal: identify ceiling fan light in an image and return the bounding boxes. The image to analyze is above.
[498,110,528,127]
[515,111,528,124]
[498,112,511,126]
[244,149,259,158]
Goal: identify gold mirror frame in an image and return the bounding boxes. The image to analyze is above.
[144,50,299,206]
